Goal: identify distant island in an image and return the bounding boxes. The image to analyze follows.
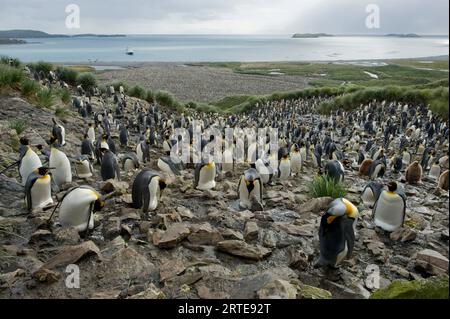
[0,38,26,45]
[385,33,421,38]
[292,33,334,38]
[0,29,126,40]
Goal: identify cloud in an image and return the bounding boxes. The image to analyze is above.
[0,0,447,34]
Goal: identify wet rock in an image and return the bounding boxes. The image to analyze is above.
[29,229,53,244]
[204,190,220,199]
[196,285,229,299]
[287,246,309,271]
[153,223,190,249]
[441,229,449,240]
[128,283,166,299]
[54,227,81,245]
[293,282,332,299]
[370,275,449,299]
[32,268,61,284]
[256,279,297,299]
[237,210,255,220]
[41,241,102,270]
[217,240,271,261]
[160,260,186,282]
[262,230,277,248]
[177,206,194,219]
[100,180,129,194]
[91,290,121,299]
[0,269,25,289]
[415,249,449,275]
[220,228,244,241]
[276,222,315,237]
[244,221,259,241]
[230,267,297,298]
[298,197,333,214]
[389,265,411,279]
[188,223,223,246]
[102,217,122,240]
[103,247,157,282]
[390,228,417,242]
[119,208,141,222]
[120,194,133,204]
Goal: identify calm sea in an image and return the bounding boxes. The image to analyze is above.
[0,35,448,63]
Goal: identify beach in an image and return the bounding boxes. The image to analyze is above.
[96,63,310,102]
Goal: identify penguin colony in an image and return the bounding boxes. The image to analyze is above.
[9,71,449,272]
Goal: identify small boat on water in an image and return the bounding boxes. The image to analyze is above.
[126,47,134,55]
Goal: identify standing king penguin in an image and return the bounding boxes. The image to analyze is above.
[132,170,167,213]
[373,182,406,232]
[238,168,263,210]
[24,167,53,211]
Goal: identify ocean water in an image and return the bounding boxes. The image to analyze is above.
[0,35,448,63]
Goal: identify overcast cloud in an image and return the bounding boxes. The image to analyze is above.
[0,0,448,35]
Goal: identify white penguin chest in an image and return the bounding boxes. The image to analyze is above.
[30,176,53,209]
[374,193,405,232]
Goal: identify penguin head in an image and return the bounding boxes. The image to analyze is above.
[94,197,106,212]
[158,178,167,191]
[36,167,50,176]
[20,137,30,146]
[387,181,398,193]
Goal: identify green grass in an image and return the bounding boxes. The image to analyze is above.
[0,56,21,67]
[28,61,53,75]
[56,66,79,86]
[58,88,72,104]
[35,88,55,108]
[0,64,24,88]
[55,106,70,118]
[319,86,449,119]
[128,85,147,99]
[77,73,97,90]
[155,90,183,110]
[110,81,129,92]
[20,79,40,97]
[307,175,348,199]
[8,119,28,135]
[146,90,155,103]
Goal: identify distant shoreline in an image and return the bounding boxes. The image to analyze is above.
[49,54,449,69]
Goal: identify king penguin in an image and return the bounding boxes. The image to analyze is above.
[324,160,345,183]
[52,118,66,146]
[361,181,383,208]
[131,170,167,213]
[19,138,42,186]
[74,155,93,179]
[58,186,105,233]
[238,168,263,210]
[438,170,449,191]
[100,148,120,181]
[317,198,357,268]
[290,143,302,175]
[24,167,53,211]
[405,161,422,184]
[255,158,274,185]
[278,148,291,181]
[194,160,216,190]
[48,136,72,188]
[122,152,140,171]
[373,181,406,232]
[158,156,182,177]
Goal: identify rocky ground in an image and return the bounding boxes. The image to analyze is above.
[96,63,310,103]
[0,92,448,299]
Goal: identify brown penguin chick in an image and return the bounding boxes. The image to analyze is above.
[438,170,449,191]
[405,161,422,184]
[359,158,373,176]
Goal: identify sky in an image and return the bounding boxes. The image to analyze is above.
[0,0,448,35]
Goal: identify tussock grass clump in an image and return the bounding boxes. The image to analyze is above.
[58,88,72,104]
[9,119,28,135]
[20,79,40,97]
[0,64,24,88]
[155,90,183,111]
[35,88,54,108]
[77,73,97,90]
[56,66,79,86]
[55,106,70,118]
[128,85,147,100]
[28,61,53,75]
[111,82,129,92]
[146,90,155,103]
[308,175,347,199]
[0,56,21,68]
